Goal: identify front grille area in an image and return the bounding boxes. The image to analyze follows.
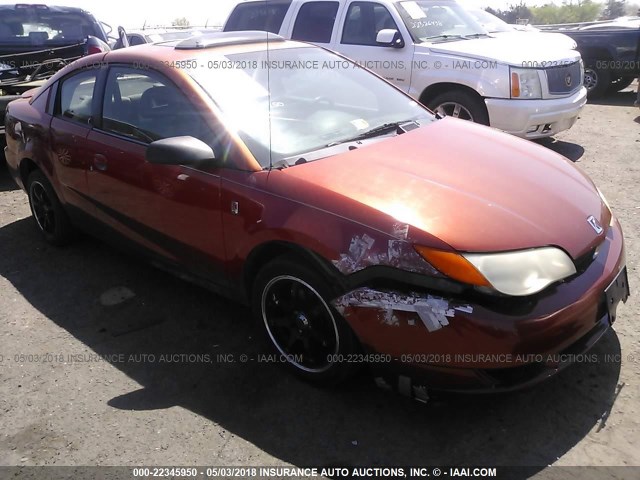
[545,62,582,95]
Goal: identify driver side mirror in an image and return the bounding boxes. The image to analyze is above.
[146,136,216,166]
[376,29,404,48]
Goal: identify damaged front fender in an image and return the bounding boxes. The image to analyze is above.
[333,287,473,333]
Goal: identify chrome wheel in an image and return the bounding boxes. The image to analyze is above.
[584,68,598,92]
[434,102,474,121]
[29,181,56,235]
[261,275,339,373]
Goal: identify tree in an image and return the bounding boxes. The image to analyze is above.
[601,0,627,19]
[172,17,190,27]
[530,1,601,24]
[484,2,533,24]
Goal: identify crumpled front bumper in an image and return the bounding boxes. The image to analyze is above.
[332,218,626,394]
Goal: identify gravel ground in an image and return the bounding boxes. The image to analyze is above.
[0,86,639,478]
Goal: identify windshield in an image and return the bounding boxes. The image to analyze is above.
[468,9,513,33]
[189,46,434,167]
[0,8,102,45]
[396,1,488,42]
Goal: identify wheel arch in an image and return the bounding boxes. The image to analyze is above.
[243,241,345,301]
[19,157,40,187]
[418,82,489,122]
[418,82,486,108]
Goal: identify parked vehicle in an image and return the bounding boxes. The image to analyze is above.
[539,19,640,98]
[4,32,628,396]
[467,8,577,51]
[112,27,221,50]
[1,3,110,158]
[224,0,587,139]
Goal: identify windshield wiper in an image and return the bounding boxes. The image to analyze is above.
[462,33,491,39]
[267,159,290,170]
[267,157,309,170]
[423,34,468,42]
[329,120,419,146]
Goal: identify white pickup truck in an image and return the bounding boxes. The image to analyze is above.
[224,0,588,139]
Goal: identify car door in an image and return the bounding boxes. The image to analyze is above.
[335,0,413,91]
[84,65,227,283]
[49,69,99,215]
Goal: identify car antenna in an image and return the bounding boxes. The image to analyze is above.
[265,0,273,171]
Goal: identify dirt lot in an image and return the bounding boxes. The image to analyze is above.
[0,86,639,477]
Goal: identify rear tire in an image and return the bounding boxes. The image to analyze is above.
[426,90,490,126]
[251,256,361,386]
[27,170,74,246]
[608,76,635,93]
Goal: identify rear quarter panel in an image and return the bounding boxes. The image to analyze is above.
[4,90,54,190]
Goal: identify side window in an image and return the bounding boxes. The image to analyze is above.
[100,67,210,145]
[342,2,399,46]
[224,2,290,34]
[129,35,146,46]
[56,70,97,126]
[291,2,339,43]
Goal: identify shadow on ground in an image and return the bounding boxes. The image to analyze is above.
[0,167,623,475]
[535,138,585,162]
[0,162,19,192]
[588,89,638,108]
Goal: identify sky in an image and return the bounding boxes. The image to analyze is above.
[0,0,555,32]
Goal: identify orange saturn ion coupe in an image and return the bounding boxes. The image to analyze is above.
[4,32,629,398]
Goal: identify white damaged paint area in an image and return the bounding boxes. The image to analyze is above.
[333,288,474,332]
[333,233,439,276]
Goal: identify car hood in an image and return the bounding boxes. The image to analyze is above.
[489,31,577,51]
[280,118,609,259]
[419,36,580,66]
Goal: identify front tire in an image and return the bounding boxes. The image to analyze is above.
[252,256,360,385]
[27,170,74,246]
[426,90,490,126]
[584,61,611,99]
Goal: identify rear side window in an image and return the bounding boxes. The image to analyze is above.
[291,1,339,43]
[224,2,290,34]
[129,34,146,46]
[56,70,97,126]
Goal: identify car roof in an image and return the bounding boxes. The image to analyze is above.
[102,31,310,63]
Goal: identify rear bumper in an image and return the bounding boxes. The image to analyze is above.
[334,218,626,394]
[485,87,587,139]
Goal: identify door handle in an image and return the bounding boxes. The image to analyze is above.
[93,154,108,172]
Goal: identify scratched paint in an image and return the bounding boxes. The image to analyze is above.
[333,288,474,332]
[333,233,439,276]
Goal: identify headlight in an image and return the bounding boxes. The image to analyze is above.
[510,67,542,99]
[415,246,576,296]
